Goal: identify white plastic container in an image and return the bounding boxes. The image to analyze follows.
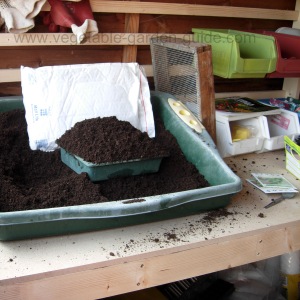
[216,111,277,158]
[259,109,300,152]
[216,108,300,157]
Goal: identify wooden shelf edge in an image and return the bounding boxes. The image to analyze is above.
[0,33,193,47]
[42,1,298,21]
[0,221,299,299]
[0,68,289,101]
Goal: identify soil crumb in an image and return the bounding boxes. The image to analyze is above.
[202,209,236,225]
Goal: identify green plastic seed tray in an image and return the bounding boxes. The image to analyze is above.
[0,92,242,241]
[60,148,165,181]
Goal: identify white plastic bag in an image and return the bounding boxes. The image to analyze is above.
[21,62,155,151]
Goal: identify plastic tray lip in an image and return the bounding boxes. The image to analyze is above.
[0,180,242,225]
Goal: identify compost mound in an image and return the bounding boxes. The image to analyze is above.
[56,116,169,164]
[0,110,210,212]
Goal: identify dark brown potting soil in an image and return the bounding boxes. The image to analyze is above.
[56,116,170,164]
[0,109,210,212]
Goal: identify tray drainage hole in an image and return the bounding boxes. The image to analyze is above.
[172,102,181,107]
[179,109,190,116]
[189,119,198,126]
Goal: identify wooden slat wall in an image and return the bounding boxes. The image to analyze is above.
[0,0,296,93]
[0,0,298,137]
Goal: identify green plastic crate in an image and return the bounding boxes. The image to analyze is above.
[0,92,242,241]
[192,29,277,78]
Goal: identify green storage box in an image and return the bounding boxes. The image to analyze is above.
[192,29,277,78]
[0,92,242,241]
[60,148,166,181]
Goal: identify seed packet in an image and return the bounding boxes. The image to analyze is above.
[247,178,298,194]
[215,97,280,113]
[251,173,297,189]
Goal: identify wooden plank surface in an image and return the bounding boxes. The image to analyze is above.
[0,150,299,300]
[41,1,298,20]
[122,0,140,62]
[93,1,299,20]
[197,45,216,141]
[1,224,299,300]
